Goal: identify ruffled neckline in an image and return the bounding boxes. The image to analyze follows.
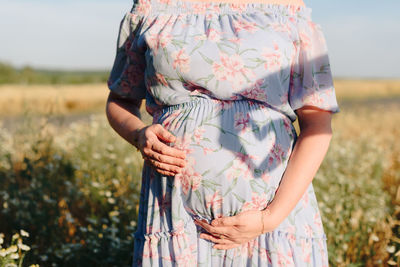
[132,0,312,18]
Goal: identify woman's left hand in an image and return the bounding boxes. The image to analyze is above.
[195,209,279,250]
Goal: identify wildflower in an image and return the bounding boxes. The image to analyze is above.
[20,229,29,237]
[10,253,19,259]
[17,243,31,251]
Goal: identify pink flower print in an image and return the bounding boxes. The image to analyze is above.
[122,60,144,89]
[174,244,198,266]
[235,151,259,168]
[280,92,288,103]
[233,112,250,133]
[193,127,206,145]
[301,191,309,208]
[173,133,194,155]
[317,239,329,267]
[241,192,268,212]
[226,158,248,181]
[158,31,173,49]
[268,156,274,167]
[282,116,292,133]
[300,239,312,263]
[202,147,217,155]
[146,33,159,52]
[229,3,248,12]
[194,34,207,42]
[189,3,209,14]
[285,225,297,246]
[159,0,172,4]
[161,110,181,131]
[175,157,202,195]
[304,224,313,238]
[288,5,300,16]
[212,52,255,92]
[206,28,221,42]
[262,42,282,72]
[242,78,268,102]
[261,172,272,183]
[172,48,191,73]
[272,143,285,165]
[302,92,324,107]
[159,192,171,217]
[232,18,258,34]
[142,234,160,259]
[136,0,151,15]
[277,248,295,267]
[205,13,215,21]
[259,248,272,264]
[299,32,312,50]
[239,239,258,258]
[206,190,223,217]
[271,22,292,33]
[251,192,269,209]
[155,72,168,86]
[228,36,242,45]
[173,220,186,235]
[313,212,324,234]
[217,100,234,111]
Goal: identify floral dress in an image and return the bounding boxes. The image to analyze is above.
[107,0,340,266]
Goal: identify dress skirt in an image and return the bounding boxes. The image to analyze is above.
[132,97,329,266]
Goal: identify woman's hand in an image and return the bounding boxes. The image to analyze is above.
[195,209,279,250]
[137,124,187,176]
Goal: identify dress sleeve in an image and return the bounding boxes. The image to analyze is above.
[289,16,340,114]
[107,11,147,101]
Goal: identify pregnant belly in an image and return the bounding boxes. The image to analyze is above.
[153,97,296,222]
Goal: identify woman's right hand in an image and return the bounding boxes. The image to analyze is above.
[136,124,187,176]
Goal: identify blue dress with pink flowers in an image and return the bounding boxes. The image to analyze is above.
[107,0,340,265]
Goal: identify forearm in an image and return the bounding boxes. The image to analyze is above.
[266,126,332,227]
[105,94,147,148]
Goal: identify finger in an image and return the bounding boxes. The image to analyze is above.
[150,143,187,162]
[213,243,241,250]
[194,220,229,236]
[153,124,176,143]
[147,158,182,174]
[211,215,239,227]
[200,233,233,244]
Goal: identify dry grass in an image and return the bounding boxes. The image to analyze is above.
[0,84,109,116]
[1,79,400,117]
[0,80,399,265]
[334,79,400,100]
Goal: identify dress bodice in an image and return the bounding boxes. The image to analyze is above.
[107,0,340,122]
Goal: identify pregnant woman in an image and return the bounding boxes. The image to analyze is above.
[106,0,340,265]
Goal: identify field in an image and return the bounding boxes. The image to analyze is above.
[0,80,399,266]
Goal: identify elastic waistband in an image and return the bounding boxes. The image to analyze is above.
[158,97,271,114]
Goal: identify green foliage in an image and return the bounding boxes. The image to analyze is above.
[0,62,109,85]
[0,115,143,266]
[0,109,398,266]
[314,134,391,265]
[0,230,34,267]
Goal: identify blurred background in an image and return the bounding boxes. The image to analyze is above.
[0,0,399,266]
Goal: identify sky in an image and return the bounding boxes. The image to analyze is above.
[0,0,399,78]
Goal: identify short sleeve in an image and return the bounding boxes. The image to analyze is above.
[107,12,147,101]
[289,17,340,114]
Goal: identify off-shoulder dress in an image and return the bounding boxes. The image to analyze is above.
[107,0,340,265]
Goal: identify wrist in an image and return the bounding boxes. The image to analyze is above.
[261,205,281,233]
[130,126,146,151]
[264,203,285,229]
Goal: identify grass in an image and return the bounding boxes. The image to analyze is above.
[0,80,399,266]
